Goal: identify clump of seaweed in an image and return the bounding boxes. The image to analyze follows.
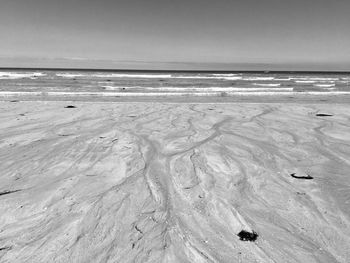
[290,173,313,180]
[237,230,258,242]
[316,113,333,117]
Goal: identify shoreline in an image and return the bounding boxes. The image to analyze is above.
[1,93,350,104]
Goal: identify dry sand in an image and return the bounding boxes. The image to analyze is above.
[0,101,349,262]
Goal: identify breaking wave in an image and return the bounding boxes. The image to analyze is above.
[314,84,336,88]
[0,72,46,79]
[101,86,292,92]
[252,83,281,87]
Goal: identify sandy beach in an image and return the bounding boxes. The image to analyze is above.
[2,0,350,260]
[0,101,349,262]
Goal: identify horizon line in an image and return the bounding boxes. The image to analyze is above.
[0,67,349,74]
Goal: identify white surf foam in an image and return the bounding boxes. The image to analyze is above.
[53,72,245,80]
[212,73,240,77]
[273,78,292,81]
[0,72,46,80]
[1,90,349,97]
[292,77,339,81]
[295,80,316,84]
[56,73,85,78]
[314,84,336,88]
[178,76,242,80]
[252,83,281,87]
[91,73,173,78]
[102,86,292,92]
[91,73,243,80]
[242,77,275,81]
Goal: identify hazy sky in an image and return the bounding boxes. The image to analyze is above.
[0,0,349,70]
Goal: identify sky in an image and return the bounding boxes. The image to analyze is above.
[0,0,349,70]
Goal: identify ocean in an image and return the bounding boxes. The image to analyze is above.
[0,70,349,100]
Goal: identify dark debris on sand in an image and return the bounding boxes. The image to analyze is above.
[290,173,314,180]
[237,230,258,242]
[64,105,76,109]
[0,189,21,196]
[0,246,12,251]
[316,113,333,117]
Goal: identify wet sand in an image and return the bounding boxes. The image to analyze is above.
[0,101,350,262]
